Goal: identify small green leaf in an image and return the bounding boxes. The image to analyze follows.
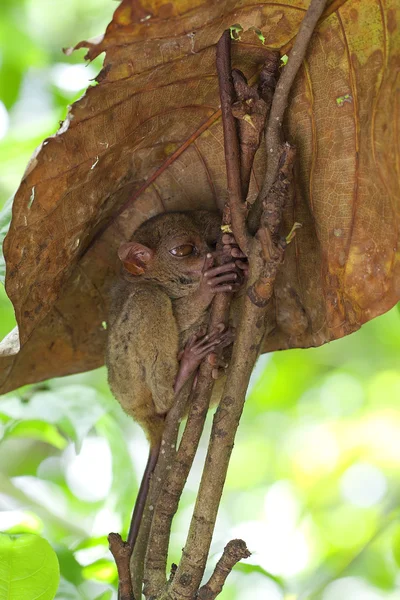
[249,26,265,45]
[0,533,60,600]
[280,54,288,66]
[229,23,243,40]
[3,419,67,449]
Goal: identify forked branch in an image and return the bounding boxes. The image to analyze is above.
[122,2,328,599]
[248,0,329,232]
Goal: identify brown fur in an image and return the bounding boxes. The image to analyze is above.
[106,211,221,445]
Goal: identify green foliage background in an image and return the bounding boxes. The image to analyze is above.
[1,2,400,599]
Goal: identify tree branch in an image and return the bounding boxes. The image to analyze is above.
[143,298,231,598]
[197,539,251,600]
[129,3,326,597]
[248,0,329,233]
[216,30,249,254]
[130,380,193,599]
[108,533,135,600]
[231,53,279,201]
[168,236,267,598]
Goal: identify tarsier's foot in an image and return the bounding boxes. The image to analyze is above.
[178,324,235,382]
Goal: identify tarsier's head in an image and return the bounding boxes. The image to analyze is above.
[118,211,221,297]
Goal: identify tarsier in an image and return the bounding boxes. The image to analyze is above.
[106,210,247,551]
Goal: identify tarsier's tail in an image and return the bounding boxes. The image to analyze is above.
[127,438,162,549]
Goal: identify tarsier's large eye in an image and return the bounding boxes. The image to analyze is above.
[169,244,196,257]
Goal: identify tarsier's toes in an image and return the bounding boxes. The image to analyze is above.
[208,352,229,380]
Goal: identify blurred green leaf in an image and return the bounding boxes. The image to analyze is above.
[96,414,137,523]
[94,592,113,600]
[234,562,284,588]
[350,550,395,590]
[392,524,400,567]
[0,385,107,452]
[55,545,84,586]
[0,195,13,285]
[3,419,67,449]
[55,577,84,600]
[82,559,117,583]
[0,533,59,600]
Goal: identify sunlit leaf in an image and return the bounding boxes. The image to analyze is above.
[0,533,59,600]
[392,524,400,568]
[94,592,113,600]
[350,549,395,591]
[54,545,84,586]
[82,559,117,583]
[3,419,67,449]
[234,562,284,588]
[0,385,106,452]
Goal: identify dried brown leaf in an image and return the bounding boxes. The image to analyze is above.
[1,0,399,393]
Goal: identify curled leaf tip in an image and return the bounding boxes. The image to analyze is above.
[229,23,243,40]
[249,26,265,45]
[286,222,302,244]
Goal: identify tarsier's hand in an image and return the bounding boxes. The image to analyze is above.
[199,233,249,298]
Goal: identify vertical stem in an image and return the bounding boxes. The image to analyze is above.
[168,244,266,598]
[216,30,249,254]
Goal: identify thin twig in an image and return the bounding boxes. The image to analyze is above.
[168,239,267,598]
[248,0,329,233]
[248,144,296,306]
[143,28,250,599]
[168,3,327,596]
[197,539,251,600]
[143,300,230,598]
[108,533,135,600]
[216,30,249,254]
[231,53,279,201]
[130,380,193,599]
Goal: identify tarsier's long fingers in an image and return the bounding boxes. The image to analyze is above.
[204,262,245,293]
[202,253,214,273]
[204,262,238,279]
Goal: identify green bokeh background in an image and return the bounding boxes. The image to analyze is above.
[1,2,400,599]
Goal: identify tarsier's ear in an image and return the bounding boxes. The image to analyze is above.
[118,242,154,275]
